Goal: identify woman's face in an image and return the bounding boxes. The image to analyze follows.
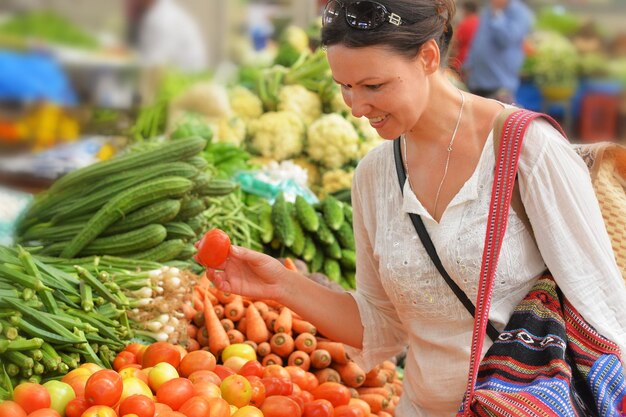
[326,44,430,140]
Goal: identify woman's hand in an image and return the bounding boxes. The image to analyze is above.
[208,246,293,302]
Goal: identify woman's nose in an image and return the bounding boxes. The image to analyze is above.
[347,91,371,118]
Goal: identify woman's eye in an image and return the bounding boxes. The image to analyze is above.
[366,84,383,90]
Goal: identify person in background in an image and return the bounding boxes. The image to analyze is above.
[126,0,208,73]
[449,0,479,76]
[204,0,626,415]
[463,0,533,103]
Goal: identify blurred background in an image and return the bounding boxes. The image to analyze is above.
[0,0,624,194]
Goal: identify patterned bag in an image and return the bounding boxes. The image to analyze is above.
[458,109,626,416]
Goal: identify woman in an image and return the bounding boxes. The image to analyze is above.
[209,1,626,415]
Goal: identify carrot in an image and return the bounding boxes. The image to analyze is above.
[348,388,359,398]
[214,289,236,305]
[196,326,209,347]
[204,294,230,357]
[253,301,269,317]
[256,341,271,357]
[316,340,348,364]
[380,360,396,371]
[391,380,403,396]
[243,340,258,352]
[269,332,295,357]
[224,295,245,321]
[192,293,204,312]
[192,311,205,328]
[264,310,279,331]
[261,353,283,366]
[378,368,395,383]
[274,307,293,334]
[245,303,269,344]
[227,329,245,344]
[294,332,317,354]
[236,317,247,334]
[357,394,389,414]
[362,368,387,388]
[355,387,393,400]
[184,337,200,352]
[292,318,316,335]
[187,323,198,339]
[332,360,366,388]
[213,304,224,320]
[309,349,332,369]
[204,289,219,306]
[283,257,298,271]
[287,350,311,371]
[313,367,341,384]
[181,302,197,321]
[220,318,235,332]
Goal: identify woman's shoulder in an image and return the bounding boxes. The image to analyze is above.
[354,140,394,178]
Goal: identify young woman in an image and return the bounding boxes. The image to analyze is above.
[209,1,626,415]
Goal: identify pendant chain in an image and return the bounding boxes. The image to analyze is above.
[402,89,466,220]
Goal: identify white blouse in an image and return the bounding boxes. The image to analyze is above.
[345,119,626,417]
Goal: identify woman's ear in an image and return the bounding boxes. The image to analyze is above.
[419,39,441,75]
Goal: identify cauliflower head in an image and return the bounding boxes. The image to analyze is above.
[229,86,264,120]
[322,168,354,195]
[248,111,305,161]
[306,113,360,169]
[277,85,322,125]
[283,25,310,53]
[329,90,351,115]
[208,116,247,147]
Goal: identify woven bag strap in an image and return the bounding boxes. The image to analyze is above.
[462,109,565,413]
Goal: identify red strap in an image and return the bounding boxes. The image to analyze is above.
[462,109,566,414]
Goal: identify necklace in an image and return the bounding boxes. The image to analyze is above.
[402,89,465,220]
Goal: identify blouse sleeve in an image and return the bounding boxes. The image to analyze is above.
[343,159,408,371]
[518,120,626,361]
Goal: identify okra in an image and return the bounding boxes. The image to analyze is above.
[0,320,18,340]
[0,264,48,292]
[5,363,19,377]
[5,350,34,369]
[40,342,62,370]
[4,299,84,343]
[74,266,123,306]
[80,281,94,312]
[0,337,43,353]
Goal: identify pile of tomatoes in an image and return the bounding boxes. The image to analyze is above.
[0,341,376,417]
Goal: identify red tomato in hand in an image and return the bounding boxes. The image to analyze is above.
[13,382,51,414]
[260,395,302,417]
[84,369,123,407]
[0,400,27,417]
[118,394,155,417]
[194,228,231,268]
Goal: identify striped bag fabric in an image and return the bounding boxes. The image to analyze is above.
[458,110,626,416]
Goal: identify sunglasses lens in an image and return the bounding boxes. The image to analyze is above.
[323,0,342,26]
[346,1,387,29]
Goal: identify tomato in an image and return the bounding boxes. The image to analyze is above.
[333,404,366,417]
[192,381,221,398]
[304,372,319,392]
[300,390,314,404]
[153,403,173,417]
[43,380,76,415]
[260,377,293,397]
[231,405,264,417]
[311,382,351,408]
[0,400,26,417]
[66,373,89,398]
[84,369,123,407]
[113,351,138,371]
[221,343,256,363]
[79,363,102,374]
[222,356,248,372]
[81,405,117,417]
[348,398,371,416]
[194,228,231,268]
[245,376,266,407]
[178,350,216,377]
[220,374,252,408]
[156,378,195,411]
[237,360,264,378]
[13,382,51,414]
[148,362,180,392]
[187,370,221,385]
[121,377,154,401]
[178,396,212,417]
[61,368,92,384]
[142,342,181,369]
[287,394,305,414]
[118,394,156,417]
[204,398,230,417]
[302,399,334,417]
[119,366,149,385]
[124,343,148,364]
[262,364,290,380]
[213,365,235,381]
[284,366,308,390]
[260,395,302,417]
[24,409,60,417]
[64,397,90,417]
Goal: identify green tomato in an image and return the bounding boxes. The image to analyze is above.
[43,380,76,416]
[221,343,257,363]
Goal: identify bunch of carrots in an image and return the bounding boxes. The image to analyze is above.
[179,259,403,416]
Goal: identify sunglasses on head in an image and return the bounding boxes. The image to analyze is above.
[322,0,409,30]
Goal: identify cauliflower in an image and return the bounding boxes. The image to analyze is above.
[292,157,321,187]
[322,168,354,195]
[229,86,264,120]
[277,85,322,125]
[306,113,360,169]
[248,111,305,161]
[330,90,351,116]
[347,115,386,158]
[283,26,310,53]
[208,116,247,147]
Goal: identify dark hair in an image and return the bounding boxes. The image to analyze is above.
[321,0,456,62]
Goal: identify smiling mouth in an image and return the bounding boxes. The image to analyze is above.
[369,115,388,124]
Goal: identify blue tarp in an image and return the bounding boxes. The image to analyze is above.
[0,49,77,105]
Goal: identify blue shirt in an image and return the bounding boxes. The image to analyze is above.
[464,0,533,94]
